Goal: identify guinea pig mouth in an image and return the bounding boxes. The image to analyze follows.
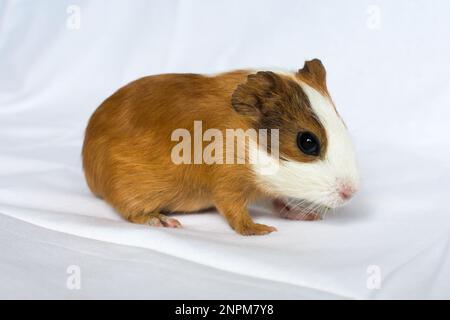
[272,198,329,221]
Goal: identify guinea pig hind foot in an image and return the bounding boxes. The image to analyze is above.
[149,213,182,228]
[129,212,182,228]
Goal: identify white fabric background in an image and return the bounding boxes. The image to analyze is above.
[0,0,449,299]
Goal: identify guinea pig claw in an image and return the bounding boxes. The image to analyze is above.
[148,214,182,228]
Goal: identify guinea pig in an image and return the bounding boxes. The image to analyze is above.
[82,59,359,236]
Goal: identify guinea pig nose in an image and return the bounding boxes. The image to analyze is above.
[338,183,355,201]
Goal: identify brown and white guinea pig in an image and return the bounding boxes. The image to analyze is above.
[82,59,359,236]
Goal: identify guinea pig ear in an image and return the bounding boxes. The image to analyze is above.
[297,59,328,92]
[231,71,285,120]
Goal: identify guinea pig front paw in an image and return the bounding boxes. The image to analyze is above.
[272,199,323,221]
[147,213,182,228]
[280,211,322,221]
[235,222,277,236]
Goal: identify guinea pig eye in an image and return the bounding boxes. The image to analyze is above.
[297,132,320,156]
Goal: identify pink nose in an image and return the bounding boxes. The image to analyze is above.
[338,184,355,201]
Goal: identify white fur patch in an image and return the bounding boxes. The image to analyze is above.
[250,77,360,208]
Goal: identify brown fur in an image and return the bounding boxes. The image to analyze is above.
[82,61,328,235]
[295,59,343,121]
[232,71,327,161]
[296,59,329,96]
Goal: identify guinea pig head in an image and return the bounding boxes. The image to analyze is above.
[231,59,360,209]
